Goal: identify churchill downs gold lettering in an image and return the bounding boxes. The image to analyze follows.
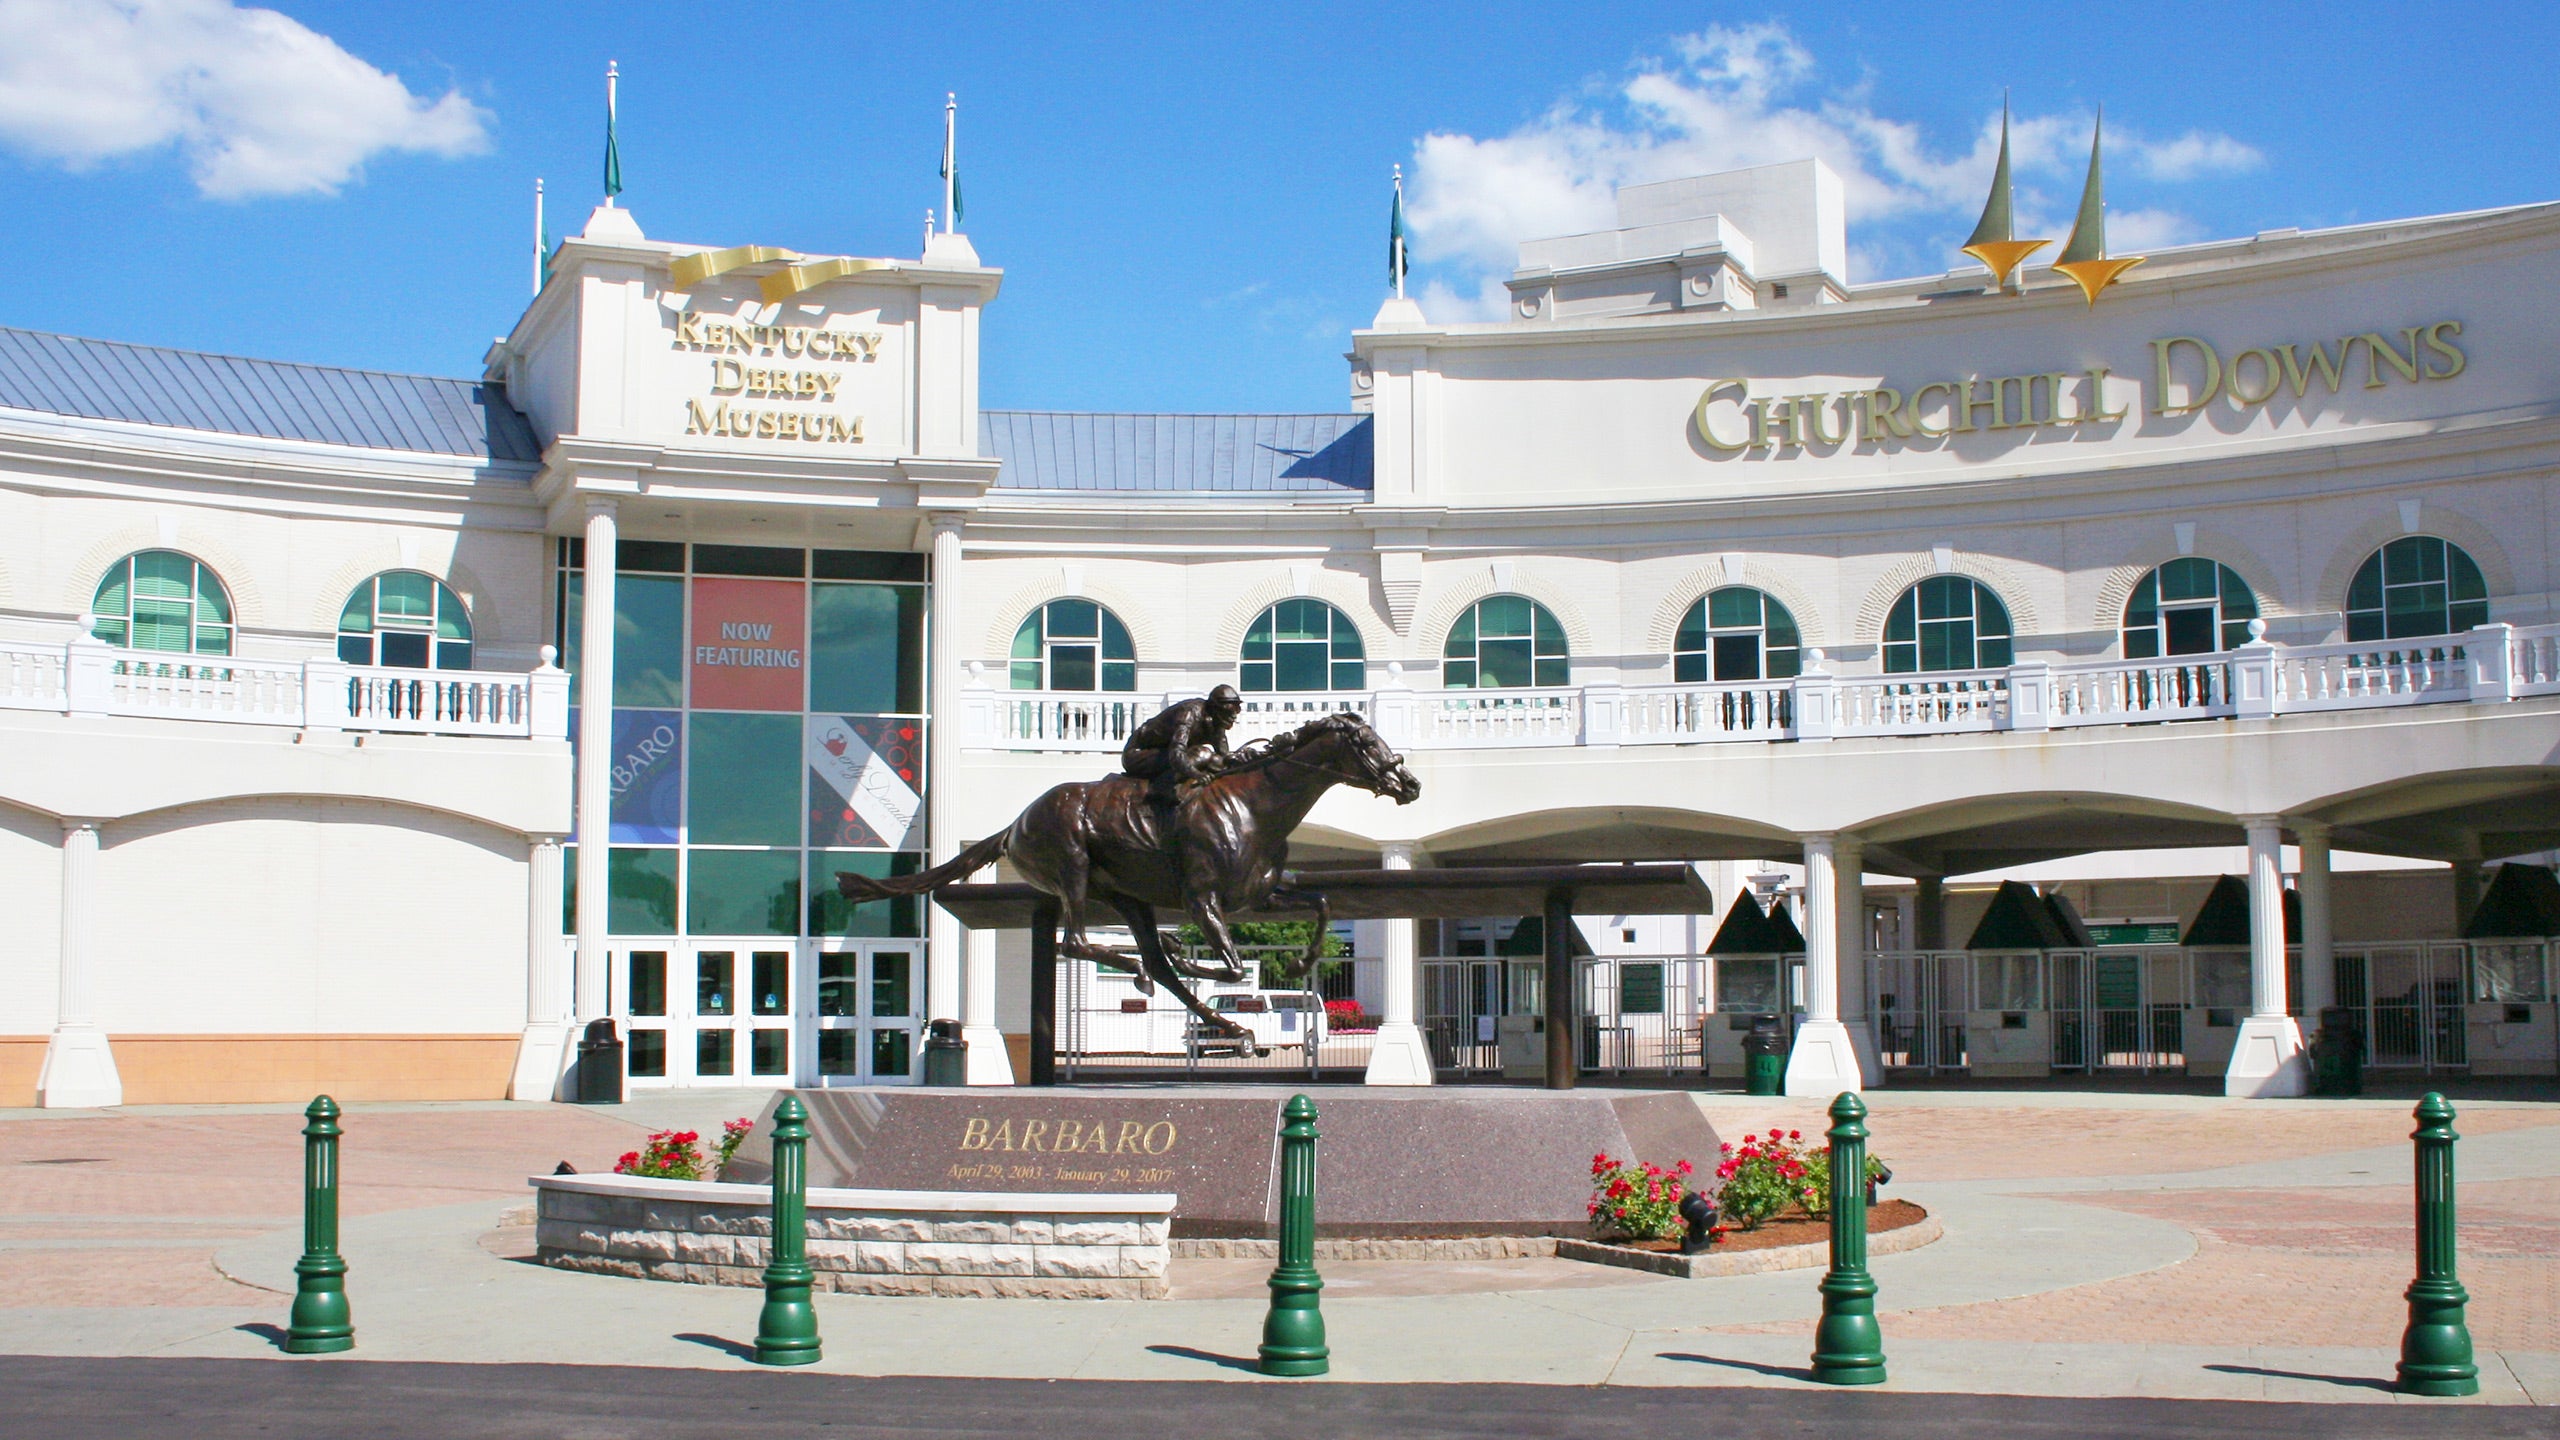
[1694,318,2468,456]
[959,1116,1178,1155]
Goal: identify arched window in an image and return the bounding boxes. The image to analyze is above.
[1442,595,1567,688]
[338,571,473,669]
[1240,598,1365,692]
[1882,577,2013,673]
[2122,559,2259,658]
[91,550,232,655]
[2345,536,2489,641]
[1674,587,1802,682]
[1010,598,1136,691]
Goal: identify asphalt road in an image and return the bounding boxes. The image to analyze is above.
[8,1356,2556,1439]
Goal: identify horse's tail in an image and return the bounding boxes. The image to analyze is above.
[836,830,1008,899]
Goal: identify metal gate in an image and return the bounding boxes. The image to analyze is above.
[2340,943,2470,1072]
[1576,957,1708,1074]
[2053,947,2186,1073]
[1053,946,1362,1081]
[1874,951,1968,1073]
[1420,957,1540,1076]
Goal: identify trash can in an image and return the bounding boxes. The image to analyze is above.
[1742,1015,1787,1097]
[922,1017,968,1087]
[574,1018,623,1105]
[2310,1005,2363,1097]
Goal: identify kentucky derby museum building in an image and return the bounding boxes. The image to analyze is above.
[6,156,2560,1108]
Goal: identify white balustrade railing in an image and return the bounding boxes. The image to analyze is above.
[2273,637,2472,710]
[0,635,568,739]
[1407,687,1581,748]
[1619,681,1793,742]
[2514,627,2560,696]
[1828,671,2009,736]
[2049,656,2234,727]
[963,620,2560,756]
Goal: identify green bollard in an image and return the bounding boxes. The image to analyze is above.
[2396,1092,2479,1396]
[283,1095,353,1355]
[1809,1091,1885,1386]
[753,1096,821,1367]
[1257,1094,1329,1377]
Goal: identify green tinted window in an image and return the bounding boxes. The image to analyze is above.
[614,575,685,706]
[1674,587,1801,682]
[686,849,801,936]
[2345,536,2491,642]
[2121,561,2256,658]
[687,712,800,845]
[1240,598,1366,692]
[1011,599,1139,691]
[1884,578,2012,673]
[811,582,923,713]
[91,550,233,655]
[607,848,679,934]
[809,852,922,936]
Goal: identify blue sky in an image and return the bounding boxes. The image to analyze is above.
[3,2,2558,414]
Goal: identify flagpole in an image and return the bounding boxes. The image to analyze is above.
[604,61,620,207]
[532,178,545,296]
[943,93,957,234]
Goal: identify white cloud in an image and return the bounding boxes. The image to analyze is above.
[1405,23,2261,296]
[0,0,490,199]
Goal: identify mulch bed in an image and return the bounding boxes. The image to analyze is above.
[1608,1198,1928,1254]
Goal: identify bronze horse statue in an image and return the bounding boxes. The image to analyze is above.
[838,711,1420,1050]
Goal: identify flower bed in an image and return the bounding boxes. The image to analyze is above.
[1558,1200,1937,1279]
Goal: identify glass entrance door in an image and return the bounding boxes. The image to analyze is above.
[614,943,796,1088]
[807,941,921,1085]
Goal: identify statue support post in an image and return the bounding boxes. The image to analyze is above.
[1029,899,1059,1086]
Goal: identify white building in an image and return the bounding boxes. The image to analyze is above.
[4,159,2556,1106]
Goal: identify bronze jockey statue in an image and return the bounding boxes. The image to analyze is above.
[1121,684,1244,806]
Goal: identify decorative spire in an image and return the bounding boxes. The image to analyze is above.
[1959,96,2049,289]
[2052,107,2145,305]
[602,61,623,205]
[1388,164,1410,297]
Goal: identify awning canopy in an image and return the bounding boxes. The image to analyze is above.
[929,862,1714,929]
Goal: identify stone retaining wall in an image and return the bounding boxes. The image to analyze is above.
[531,1174,1174,1300]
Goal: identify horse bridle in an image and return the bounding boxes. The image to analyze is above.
[1238,732,1400,792]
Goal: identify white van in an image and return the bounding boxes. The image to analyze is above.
[1192,988,1331,1057]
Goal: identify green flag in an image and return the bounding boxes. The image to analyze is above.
[941,153,963,228]
[1388,173,1410,290]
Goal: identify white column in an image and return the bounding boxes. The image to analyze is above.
[2226,815,2308,1097]
[1363,842,1434,1085]
[509,834,574,1099]
[1834,835,1885,1086]
[38,819,121,1107]
[2297,821,2336,1019]
[926,514,965,1034]
[960,927,1014,1084]
[573,500,617,1029]
[1784,832,1861,1096]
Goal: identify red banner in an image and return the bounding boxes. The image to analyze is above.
[689,578,805,710]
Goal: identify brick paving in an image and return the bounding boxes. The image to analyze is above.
[0,1105,649,1308]
[3,1091,2557,1367]
[1704,1098,2559,1181]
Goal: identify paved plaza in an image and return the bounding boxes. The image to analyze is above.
[4,1084,2558,1427]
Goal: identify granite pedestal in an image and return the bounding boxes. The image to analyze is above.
[728,1086,1721,1238]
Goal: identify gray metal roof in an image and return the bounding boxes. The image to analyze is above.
[981,411,1370,494]
[0,326,540,463]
